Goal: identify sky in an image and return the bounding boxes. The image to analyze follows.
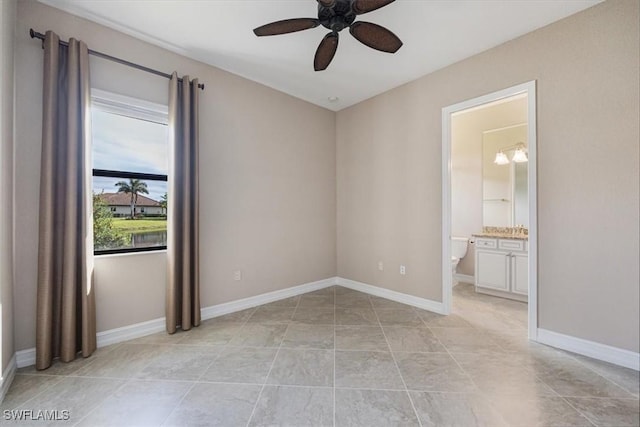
[92,109,168,201]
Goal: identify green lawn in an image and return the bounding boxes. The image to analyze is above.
[112,218,167,233]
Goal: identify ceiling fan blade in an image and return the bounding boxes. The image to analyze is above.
[352,0,395,15]
[253,18,320,36]
[349,21,402,53]
[317,0,336,7]
[314,32,339,71]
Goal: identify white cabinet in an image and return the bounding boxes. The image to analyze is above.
[474,237,528,302]
[512,253,528,295]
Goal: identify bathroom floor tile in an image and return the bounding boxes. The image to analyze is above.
[335,350,404,389]
[11,377,124,425]
[335,388,419,426]
[298,294,335,308]
[374,308,425,327]
[0,375,62,411]
[75,379,191,427]
[429,327,503,353]
[490,396,594,426]
[200,346,277,384]
[409,391,509,427]
[532,357,635,398]
[163,383,261,427]
[176,322,244,346]
[565,397,640,426]
[415,310,473,328]
[383,326,446,352]
[248,385,333,427]
[395,352,477,392]
[335,325,388,351]
[267,348,334,387]
[73,343,167,379]
[246,306,295,323]
[369,296,413,310]
[291,308,335,325]
[281,323,334,349]
[335,307,378,326]
[135,345,221,381]
[227,323,288,348]
[334,292,372,308]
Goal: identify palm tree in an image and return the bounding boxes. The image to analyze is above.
[160,193,168,215]
[115,178,149,219]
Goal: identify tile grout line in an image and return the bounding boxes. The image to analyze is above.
[2,374,64,412]
[159,381,199,427]
[558,395,600,427]
[71,378,132,427]
[370,295,424,427]
[562,353,640,398]
[161,306,259,427]
[429,323,515,427]
[192,306,259,383]
[244,294,299,427]
[444,291,603,427]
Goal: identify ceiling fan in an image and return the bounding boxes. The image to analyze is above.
[253,0,402,71]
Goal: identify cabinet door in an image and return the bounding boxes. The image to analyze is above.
[476,250,509,291]
[511,253,528,295]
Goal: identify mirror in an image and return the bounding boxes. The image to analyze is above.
[482,124,528,227]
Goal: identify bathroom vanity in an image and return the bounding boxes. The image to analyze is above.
[473,234,528,302]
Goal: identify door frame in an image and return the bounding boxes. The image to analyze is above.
[441,81,538,341]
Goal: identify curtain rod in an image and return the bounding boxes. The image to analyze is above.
[29,29,205,90]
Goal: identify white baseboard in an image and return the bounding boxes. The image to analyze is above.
[14,276,338,369]
[201,277,337,320]
[336,277,445,314]
[537,328,640,371]
[1,354,17,403]
[15,348,35,369]
[454,273,474,285]
[97,317,166,348]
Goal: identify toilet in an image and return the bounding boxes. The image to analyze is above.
[451,236,469,287]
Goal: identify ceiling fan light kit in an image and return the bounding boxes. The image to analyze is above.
[253,0,402,71]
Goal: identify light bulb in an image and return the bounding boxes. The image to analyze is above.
[494,151,510,165]
[512,148,528,163]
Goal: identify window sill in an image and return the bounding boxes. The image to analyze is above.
[94,246,167,258]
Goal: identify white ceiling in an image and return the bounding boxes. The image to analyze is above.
[40,0,601,111]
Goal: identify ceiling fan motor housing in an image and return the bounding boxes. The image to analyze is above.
[319,0,356,32]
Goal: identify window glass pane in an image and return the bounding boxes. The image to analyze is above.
[93,178,167,252]
[92,109,168,175]
[92,100,168,254]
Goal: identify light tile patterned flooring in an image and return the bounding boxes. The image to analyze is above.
[2,283,639,426]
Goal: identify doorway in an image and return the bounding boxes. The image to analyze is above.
[441,81,538,340]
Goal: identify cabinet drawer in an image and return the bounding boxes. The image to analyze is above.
[498,239,525,251]
[475,238,497,249]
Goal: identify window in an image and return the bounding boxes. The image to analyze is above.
[91,89,168,255]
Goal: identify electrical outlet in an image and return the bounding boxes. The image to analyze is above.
[234,270,242,281]
[378,261,384,271]
[400,265,406,275]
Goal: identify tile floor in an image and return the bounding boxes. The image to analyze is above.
[2,283,638,426]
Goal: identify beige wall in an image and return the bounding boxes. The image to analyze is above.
[337,0,639,352]
[13,0,336,351]
[451,97,527,276]
[10,0,639,357]
[1,0,16,374]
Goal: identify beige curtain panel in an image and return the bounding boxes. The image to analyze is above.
[166,73,201,333]
[36,31,96,370]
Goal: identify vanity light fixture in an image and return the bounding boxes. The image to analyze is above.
[494,142,528,165]
[494,151,510,165]
[512,146,528,163]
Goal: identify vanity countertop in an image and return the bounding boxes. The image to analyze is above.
[472,232,528,241]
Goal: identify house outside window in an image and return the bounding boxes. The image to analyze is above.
[91,89,168,255]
